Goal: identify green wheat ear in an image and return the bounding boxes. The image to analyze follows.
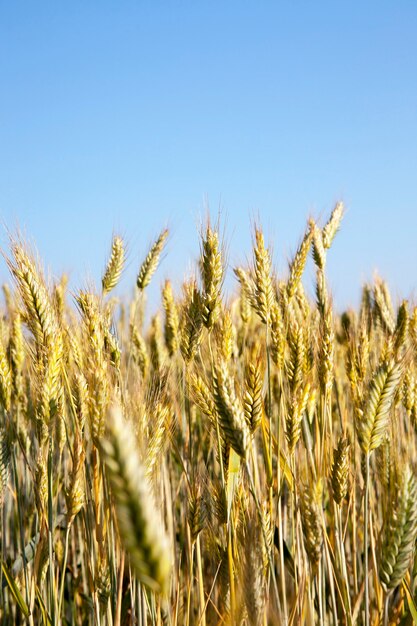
[100,406,172,595]
[379,465,417,590]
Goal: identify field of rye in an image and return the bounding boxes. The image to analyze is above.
[1,204,417,626]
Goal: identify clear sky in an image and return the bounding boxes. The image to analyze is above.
[0,2,416,310]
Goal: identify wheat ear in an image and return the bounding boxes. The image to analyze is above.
[102,235,125,294]
[137,228,168,290]
[252,229,274,324]
[200,225,223,330]
[100,406,172,595]
[356,360,402,454]
[331,435,350,505]
[213,360,249,459]
[379,465,417,590]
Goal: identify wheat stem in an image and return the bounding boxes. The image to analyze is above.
[364,452,370,626]
[58,525,70,619]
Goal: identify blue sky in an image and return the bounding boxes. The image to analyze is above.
[0,2,416,310]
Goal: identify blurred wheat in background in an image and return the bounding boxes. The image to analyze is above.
[2,205,417,625]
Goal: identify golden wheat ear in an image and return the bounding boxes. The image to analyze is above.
[242,509,268,626]
[252,228,275,325]
[0,426,11,506]
[286,224,313,301]
[65,430,85,527]
[0,334,11,412]
[161,280,179,356]
[212,360,249,460]
[322,201,344,250]
[356,359,402,454]
[179,280,203,363]
[102,235,125,295]
[331,435,350,505]
[100,405,172,595]
[300,481,323,573]
[200,224,224,330]
[137,228,168,291]
[243,358,264,435]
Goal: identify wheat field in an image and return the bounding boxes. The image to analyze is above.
[1,205,417,625]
